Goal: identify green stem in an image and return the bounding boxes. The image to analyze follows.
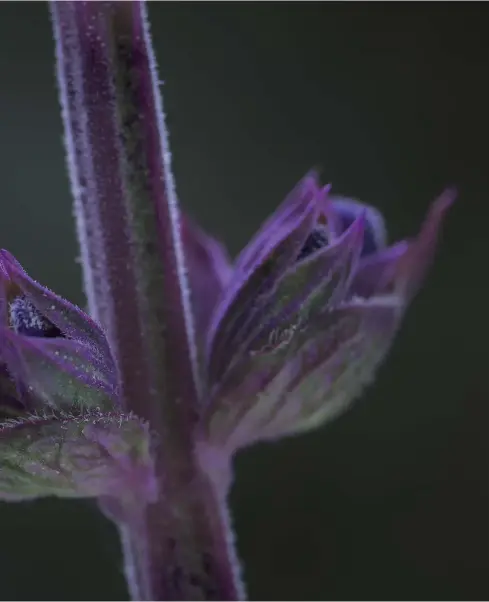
[49,1,243,599]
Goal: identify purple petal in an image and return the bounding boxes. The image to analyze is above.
[243,211,366,356]
[393,188,456,302]
[206,184,318,385]
[326,195,387,257]
[348,188,455,303]
[203,212,364,415]
[181,215,232,343]
[348,241,409,300]
[234,171,324,276]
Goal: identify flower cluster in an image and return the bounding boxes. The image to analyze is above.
[184,174,455,451]
[0,173,454,501]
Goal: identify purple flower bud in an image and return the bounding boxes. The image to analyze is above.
[0,252,155,504]
[327,196,387,258]
[0,250,118,415]
[185,174,455,453]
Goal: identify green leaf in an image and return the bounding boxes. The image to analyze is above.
[0,410,156,502]
[203,296,402,451]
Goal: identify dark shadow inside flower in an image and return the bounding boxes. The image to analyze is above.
[296,227,329,262]
[297,206,385,265]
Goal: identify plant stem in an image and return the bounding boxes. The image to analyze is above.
[49,1,243,599]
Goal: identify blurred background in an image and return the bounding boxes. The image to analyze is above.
[0,3,488,600]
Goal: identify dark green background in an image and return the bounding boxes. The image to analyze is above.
[0,3,488,600]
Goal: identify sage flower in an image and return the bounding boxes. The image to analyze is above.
[0,250,155,502]
[194,173,455,452]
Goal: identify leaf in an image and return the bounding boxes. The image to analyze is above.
[393,188,456,302]
[349,189,455,303]
[181,215,232,346]
[261,296,402,439]
[233,172,323,275]
[201,295,403,452]
[349,242,409,300]
[206,190,318,385]
[0,409,156,502]
[243,212,365,356]
[0,362,26,417]
[0,327,118,411]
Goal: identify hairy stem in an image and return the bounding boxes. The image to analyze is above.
[50,1,242,599]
